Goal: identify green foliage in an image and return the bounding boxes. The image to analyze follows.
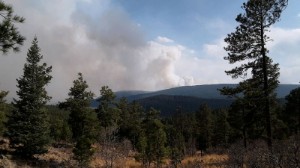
[60,73,98,166]
[212,109,230,147]
[136,132,148,165]
[169,107,197,156]
[0,91,8,135]
[0,90,8,104]
[284,87,300,135]
[166,123,185,167]
[118,99,144,148]
[5,38,52,157]
[73,136,94,168]
[137,108,167,167]
[195,104,213,151]
[221,0,288,147]
[47,105,72,142]
[0,0,25,54]
[96,86,120,128]
[227,100,252,147]
[61,73,97,141]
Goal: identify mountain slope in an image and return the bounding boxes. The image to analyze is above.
[121,84,299,101]
[136,95,234,116]
[91,84,300,113]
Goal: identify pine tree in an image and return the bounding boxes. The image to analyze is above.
[170,107,197,156]
[5,37,52,157]
[212,109,230,147]
[220,0,288,148]
[0,91,8,135]
[60,73,98,166]
[227,100,253,147]
[137,108,167,167]
[0,0,25,54]
[195,104,212,154]
[118,99,144,148]
[96,86,119,129]
[167,123,185,167]
[284,87,300,135]
[62,73,97,141]
[73,136,94,168]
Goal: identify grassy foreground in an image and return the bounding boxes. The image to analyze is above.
[0,138,228,168]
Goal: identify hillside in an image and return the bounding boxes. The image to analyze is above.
[124,84,299,100]
[91,84,300,115]
[136,95,234,116]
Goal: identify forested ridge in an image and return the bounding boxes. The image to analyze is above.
[90,84,299,116]
[0,0,300,167]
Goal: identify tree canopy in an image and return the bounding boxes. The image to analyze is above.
[0,0,25,54]
[220,0,288,148]
[5,37,52,157]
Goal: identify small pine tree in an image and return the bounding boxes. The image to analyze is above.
[139,108,167,167]
[5,37,52,158]
[167,125,185,167]
[73,136,94,168]
[118,99,144,148]
[284,87,300,135]
[195,104,213,153]
[0,91,8,135]
[61,73,98,166]
[212,109,230,147]
[96,86,119,129]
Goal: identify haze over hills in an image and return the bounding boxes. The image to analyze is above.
[115,84,299,100]
[91,84,300,116]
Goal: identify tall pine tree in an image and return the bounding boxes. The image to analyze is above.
[5,37,52,157]
[220,0,288,148]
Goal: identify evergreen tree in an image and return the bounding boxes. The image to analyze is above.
[118,99,144,148]
[0,0,25,54]
[73,136,94,168]
[62,73,97,141]
[96,86,119,128]
[167,107,186,165]
[227,99,253,147]
[220,0,288,147]
[0,91,8,104]
[284,87,300,135]
[212,109,230,147]
[0,91,8,135]
[166,123,185,167]
[195,104,212,154]
[137,108,167,167]
[172,108,197,156]
[136,132,148,166]
[5,37,52,157]
[60,73,98,166]
[47,105,71,142]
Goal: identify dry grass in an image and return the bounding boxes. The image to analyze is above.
[37,146,73,164]
[182,154,228,168]
[0,138,228,168]
[199,154,228,167]
[121,153,228,168]
[124,158,141,168]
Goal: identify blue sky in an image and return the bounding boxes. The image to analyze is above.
[1,0,300,102]
[77,0,245,49]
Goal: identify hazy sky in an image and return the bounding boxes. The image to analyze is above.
[1,0,300,103]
